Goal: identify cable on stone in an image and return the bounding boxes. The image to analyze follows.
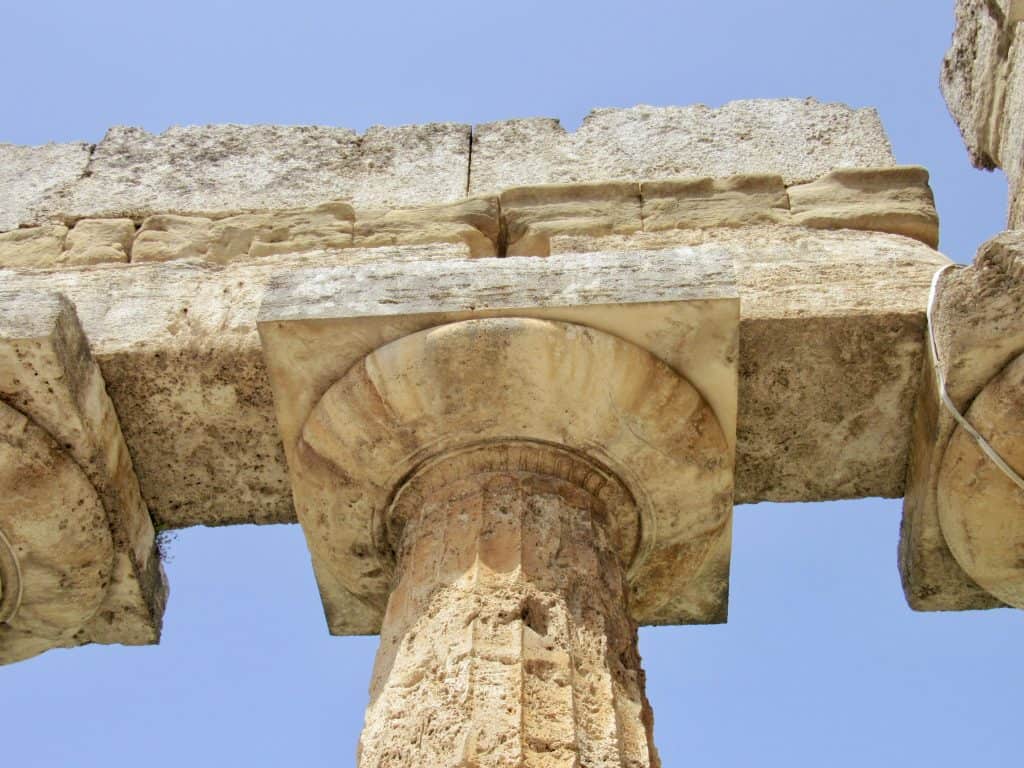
[927,264,1024,492]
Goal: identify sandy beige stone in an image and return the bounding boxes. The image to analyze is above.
[212,203,355,262]
[641,175,789,232]
[354,196,500,257]
[942,0,1024,226]
[0,293,166,663]
[64,218,135,265]
[359,444,659,767]
[470,100,895,195]
[937,352,1024,608]
[0,142,91,232]
[500,182,641,256]
[788,167,940,247]
[133,214,214,262]
[262,281,737,631]
[37,123,471,222]
[0,226,68,267]
[0,233,946,534]
[900,232,1024,611]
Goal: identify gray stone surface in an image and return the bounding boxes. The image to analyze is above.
[0,142,91,232]
[469,99,895,195]
[31,123,471,222]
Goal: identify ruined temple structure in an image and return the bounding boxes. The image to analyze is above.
[1,2,1022,765]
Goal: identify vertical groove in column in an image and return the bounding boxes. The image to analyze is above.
[358,444,659,768]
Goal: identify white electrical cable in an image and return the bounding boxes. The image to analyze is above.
[927,264,1024,492]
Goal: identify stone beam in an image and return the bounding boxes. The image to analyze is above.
[0,230,946,530]
[901,232,1024,611]
[0,293,166,664]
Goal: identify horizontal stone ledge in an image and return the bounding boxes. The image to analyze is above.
[0,166,937,269]
[0,232,947,529]
[2,99,894,234]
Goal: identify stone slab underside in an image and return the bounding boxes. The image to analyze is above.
[0,230,946,532]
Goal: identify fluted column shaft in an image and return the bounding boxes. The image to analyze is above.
[358,444,658,768]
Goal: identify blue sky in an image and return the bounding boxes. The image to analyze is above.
[2,1,1021,765]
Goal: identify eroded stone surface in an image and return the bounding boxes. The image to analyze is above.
[0,225,68,266]
[360,444,658,767]
[64,219,135,265]
[788,167,939,247]
[942,0,1024,226]
[937,352,1024,608]
[501,182,641,257]
[0,142,91,233]
[0,401,113,664]
[470,100,895,195]
[0,293,166,663]
[271,313,736,631]
[33,123,471,222]
[901,232,1024,611]
[0,233,945,532]
[353,196,500,257]
[641,175,789,232]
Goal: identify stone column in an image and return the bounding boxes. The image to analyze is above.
[358,443,659,768]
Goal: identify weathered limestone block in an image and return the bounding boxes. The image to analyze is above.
[260,265,738,632]
[469,99,895,195]
[65,218,135,264]
[208,203,355,262]
[0,142,91,232]
[901,232,1024,611]
[0,232,946,530]
[499,182,641,257]
[132,214,214,262]
[542,228,950,503]
[0,245,471,530]
[943,0,1024,226]
[36,123,471,222]
[0,226,68,267]
[641,175,789,232]
[359,444,659,767]
[353,196,501,257]
[134,204,356,264]
[0,293,166,663]
[788,167,940,247]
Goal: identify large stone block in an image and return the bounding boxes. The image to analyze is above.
[0,229,946,529]
[31,123,471,222]
[0,142,91,233]
[258,248,739,632]
[469,99,895,196]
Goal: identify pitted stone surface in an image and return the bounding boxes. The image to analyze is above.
[937,352,1024,608]
[0,142,91,233]
[31,123,472,222]
[0,292,166,661]
[901,232,1024,611]
[0,401,113,664]
[943,0,1024,225]
[469,100,895,195]
[360,444,658,767]
[281,316,735,631]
